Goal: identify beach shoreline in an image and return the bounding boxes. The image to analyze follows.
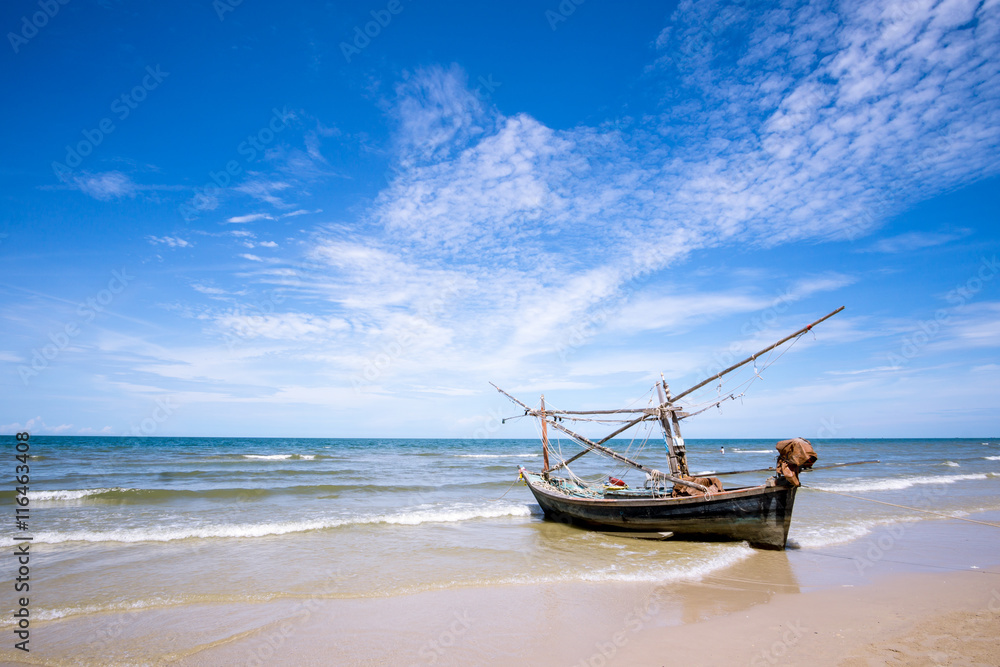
[3,512,997,666]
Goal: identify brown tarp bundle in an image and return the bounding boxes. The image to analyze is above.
[673,475,725,497]
[775,438,818,487]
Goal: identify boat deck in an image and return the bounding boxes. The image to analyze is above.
[525,471,755,501]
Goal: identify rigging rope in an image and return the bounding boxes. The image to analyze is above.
[491,475,522,501]
[805,486,1000,529]
[681,331,806,414]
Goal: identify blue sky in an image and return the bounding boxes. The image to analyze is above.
[2,0,998,439]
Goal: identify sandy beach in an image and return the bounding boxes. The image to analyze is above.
[184,515,1000,667]
[4,512,997,666]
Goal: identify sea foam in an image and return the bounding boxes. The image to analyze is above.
[789,516,922,548]
[812,472,995,493]
[502,543,756,586]
[30,488,125,501]
[455,453,540,458]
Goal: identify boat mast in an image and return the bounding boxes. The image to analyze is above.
[656,375,689,476]
[540,395,551,477]
[656,378,681,476]
[539,414,708,493]
[491,384,708,492]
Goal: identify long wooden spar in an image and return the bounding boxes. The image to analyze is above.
[489,382,662,473]
[503,307,846,475]
[564,306,844,468]
[669,306,845,403]
[490,384,708,492]
[707,460,880,477]
[546,413,658,473]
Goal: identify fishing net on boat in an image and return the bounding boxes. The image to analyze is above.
[672,475,725,497]
[775,438,818,486]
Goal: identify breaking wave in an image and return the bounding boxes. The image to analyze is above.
[454,453,540,458]
[25,484,458,503]
[812,472,996,493]
[501,543,755,585]
[789,516,922,548]
[29,488,122,501]
[11,503,536,545]
[242,454,316,460]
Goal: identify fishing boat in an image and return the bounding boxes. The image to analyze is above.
[493,307,846,549]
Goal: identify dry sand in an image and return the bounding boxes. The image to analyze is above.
[616,569,1000,667]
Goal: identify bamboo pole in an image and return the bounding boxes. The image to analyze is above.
[670,407,689,477]
[493,382,657,474]
[540,417,709,493]
[540,395,550,475]
[709,459,880,477]
[528,408,651,416]
[656,380,681,475]
[670,306,845,403]
[545,415,655,473]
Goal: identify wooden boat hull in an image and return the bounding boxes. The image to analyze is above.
[522,472,798,549]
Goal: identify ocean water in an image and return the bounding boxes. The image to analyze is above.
[3,436,999,628]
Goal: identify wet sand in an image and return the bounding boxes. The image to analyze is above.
[3,514,998,666]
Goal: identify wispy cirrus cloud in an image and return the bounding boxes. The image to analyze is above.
[69,171,138,200]
[147,235,191,248]
[863,229,972,253]
[59,0,997,433]
[226,213,275,224]
[235,179,292,207]
[347,0,998,378]
[649,0,1000,244]
[213,311,350,340]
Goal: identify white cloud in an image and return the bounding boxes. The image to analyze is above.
[240,253,264,262]
[147,236,191,248]
[0,416,73,434]
[235,179,291,206]
[226,213,275,223]
[972,363,1000,372]
[214,312,350,340]
[938,303,1000,349]
[392,64,492,166]
[258,240,278,248]
[864,229,972,253]
[68,171,137,200]
[825,366,902,376]
[650,0,1000,244]
[191,284,229,296]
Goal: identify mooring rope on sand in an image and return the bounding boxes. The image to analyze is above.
[805,486,1000,529]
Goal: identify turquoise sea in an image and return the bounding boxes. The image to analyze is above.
[3,436,999,634]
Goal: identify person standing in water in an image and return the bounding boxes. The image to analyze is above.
[720,446,725,454]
